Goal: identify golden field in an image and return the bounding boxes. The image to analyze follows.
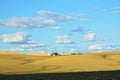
[0,50,120,74]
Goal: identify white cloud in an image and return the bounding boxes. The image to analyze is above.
[106,44,120,50]
[10,47,24,52]
[48,47,56,50]
[0,10,79,29]
[88,44,103,51]
[39,10,87,21]
[1,32,46,52]
[1,32,30,43]
[55,35,73,44]
[72,27,89,33]
[19,43,46,49]
[0,10,82,30]
[48,47,57,52]
[10,41,46,52]
[69,48,76,53]
[88,44,120,51]
[85,32,96,41]
[38,10,75,22]
[51,26,61,30]
[0,17,56,29]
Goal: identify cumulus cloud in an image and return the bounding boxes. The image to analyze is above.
[10,41,46,52]
[1,32,46,52]
[85,32,96,41]
[38,10,75,22]
[1,32,30,44]
[19,43,45,49]
[48,47,57,53]
[88,44,103,51]
[10,47,24,52]
[69,48,76,53]
[88,44,120,51]
[55,35,74,44]
[72,27,89,33]
[0,10,79,29]
[0,17,56,29]
[106,44,120,50]
[51,26,61,30]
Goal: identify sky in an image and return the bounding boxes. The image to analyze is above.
[0,0,120,53]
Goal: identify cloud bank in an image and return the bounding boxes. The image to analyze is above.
[38,10,75,22]
[0,10,78,30]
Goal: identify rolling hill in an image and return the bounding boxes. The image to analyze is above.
[0,50,120,74]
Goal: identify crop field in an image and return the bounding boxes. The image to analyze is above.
[0,51,120,80]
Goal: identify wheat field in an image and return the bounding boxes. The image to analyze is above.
[0,50,120,74]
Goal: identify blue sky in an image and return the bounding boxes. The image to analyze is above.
[0,0,120,53]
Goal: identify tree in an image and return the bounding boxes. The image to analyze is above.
[51,52,59,56]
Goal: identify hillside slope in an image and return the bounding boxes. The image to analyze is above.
[0,51,120,74]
